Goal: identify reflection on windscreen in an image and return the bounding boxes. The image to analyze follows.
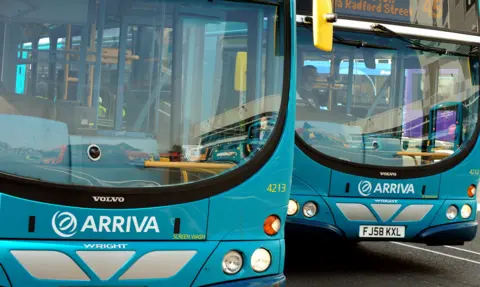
[296,28,479,167]
[0,0,285,187]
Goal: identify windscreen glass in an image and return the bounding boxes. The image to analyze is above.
[0,0,285,187]
[296,27,479,167]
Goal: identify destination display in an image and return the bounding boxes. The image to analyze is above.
[296,0,478,33]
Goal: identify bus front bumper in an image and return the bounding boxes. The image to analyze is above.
[286,218,479,245]
[286,195,478,245]
[416,221,478,246]
[207,274,286,287]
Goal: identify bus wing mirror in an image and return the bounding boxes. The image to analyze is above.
[234,52,247,92]
[363,49,376,70]
[312,0,336,52]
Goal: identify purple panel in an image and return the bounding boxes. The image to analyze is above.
[435,110,456,142]
[404,114,424,138]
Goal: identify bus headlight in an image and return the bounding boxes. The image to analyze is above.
[222,251,243,275]
[303,202,318,218]
[287,200,299,216]
[461,204,472,219]
[446,205,458,220]
[251,248,271,272]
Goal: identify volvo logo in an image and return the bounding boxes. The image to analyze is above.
[93,196,125,203]
[358,180,373,197]
[52,211,78,238]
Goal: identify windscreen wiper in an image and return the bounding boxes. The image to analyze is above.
[371,24,473,57]
[334,35,397,50]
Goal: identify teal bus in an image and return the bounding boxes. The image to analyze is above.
[287,0,479,245]
[0,0,335,286]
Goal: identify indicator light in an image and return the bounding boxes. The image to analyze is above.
[263,215,281,236]
[468,184,476,197]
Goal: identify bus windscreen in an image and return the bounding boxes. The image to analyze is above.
[0,0,285,188]
[295,27,479,167]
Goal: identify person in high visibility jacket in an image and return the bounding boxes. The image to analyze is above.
[98,97,107,118]
[98,97,126,119]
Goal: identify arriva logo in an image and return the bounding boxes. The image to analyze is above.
[51,211,160,238]
[52,211,78,238]
[357,181,415,197]
[358,181,373,196]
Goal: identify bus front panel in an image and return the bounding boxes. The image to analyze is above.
[288,19,479,245]
[0,0,294,285]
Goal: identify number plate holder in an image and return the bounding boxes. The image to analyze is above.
[359,225,405,238]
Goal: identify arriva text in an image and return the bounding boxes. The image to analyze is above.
[358,180,414,197]
[51,211,160,238]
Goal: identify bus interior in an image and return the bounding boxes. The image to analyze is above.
[0,0,285,187]
[295,27,479,167]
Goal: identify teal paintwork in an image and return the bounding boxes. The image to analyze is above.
[290,23,479,244]
[3,240,218,286]
[0,194,209,241]
[292,143,331,196]
[0,239,286,286]
[0,0,298,285]
[329,171,441,199]
[289,142,479,244]
[288,191,477,242]
[0,266,10,287]
[192,240,283,286]
[429,199,477,226]
[290,194,336,226]
[207,0,297,243]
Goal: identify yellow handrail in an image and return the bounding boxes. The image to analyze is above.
[396,151,451,166]
[145,161,236,183]
[144,161,235,170]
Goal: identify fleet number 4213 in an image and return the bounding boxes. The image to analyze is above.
[267,184,286,193]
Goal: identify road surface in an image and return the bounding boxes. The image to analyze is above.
[285,211,480,286]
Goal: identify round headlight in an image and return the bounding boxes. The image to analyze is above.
[461,204,472,219]
[222,251,243,275]
[303,202,318,218]
[251,248,271,273]
[446,205,458,220]
[287,200,299,216]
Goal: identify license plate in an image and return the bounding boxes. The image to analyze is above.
[359,225,405,238]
